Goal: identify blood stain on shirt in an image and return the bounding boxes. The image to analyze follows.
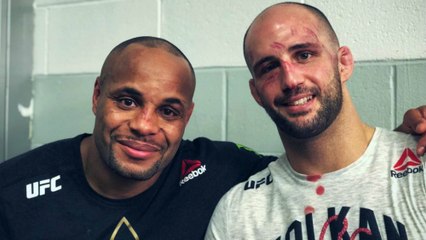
[316,185,325,195]
[304,206,315,215]
[307,174,325,196]
[306,175,322,182]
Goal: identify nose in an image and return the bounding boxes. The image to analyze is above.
[129,107,160,136]
[279,61,304,90]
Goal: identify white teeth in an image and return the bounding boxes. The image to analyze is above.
[290,96,313,106]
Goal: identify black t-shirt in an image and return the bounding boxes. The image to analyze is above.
[0,134,276,240]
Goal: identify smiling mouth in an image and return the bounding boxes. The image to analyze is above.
[118,139,162,152]
[285,96,314,106]
[109,134,165,160]
[115,139,163,160]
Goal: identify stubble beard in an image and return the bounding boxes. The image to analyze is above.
[266,69,343,139]
[106,148,162,181]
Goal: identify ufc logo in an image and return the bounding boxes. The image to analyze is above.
[26,175,62,199]
[244,173,273,190]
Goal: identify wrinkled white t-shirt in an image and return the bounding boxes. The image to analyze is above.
[206,128,426,240]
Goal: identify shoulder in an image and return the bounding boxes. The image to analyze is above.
[179,137,277,167]
[220,166,274,205]
[180,137,260,156]
[175,138,277,189]
[376,127,419,148]
[207,166,275,238]
[0,134,88,188]
[367,128,423,169]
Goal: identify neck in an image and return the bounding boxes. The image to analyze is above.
[279,94,375,175]
[80,136,160,199]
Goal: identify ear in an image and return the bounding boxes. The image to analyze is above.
[249,78,264,107]
[337,46,354,83]
[92,77,102,115]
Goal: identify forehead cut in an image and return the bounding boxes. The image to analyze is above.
[268,26,322,50]
[243,2,339,69]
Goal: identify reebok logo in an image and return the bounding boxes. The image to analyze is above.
[26,175,62,199]
[390,148,423,178]
[180,159,206,186]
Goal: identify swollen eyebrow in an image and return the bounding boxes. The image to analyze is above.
[253,56,277,73]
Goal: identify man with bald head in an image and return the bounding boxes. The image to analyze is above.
[0,36,275,239]
[0,29,424,240]
[206,2,426,239]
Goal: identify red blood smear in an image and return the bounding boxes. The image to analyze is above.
[307,175,322,182]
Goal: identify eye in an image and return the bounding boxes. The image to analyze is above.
[117,97,137,109]
[256,61,280,78]
[159,106,181,120]
[296,51,313,62]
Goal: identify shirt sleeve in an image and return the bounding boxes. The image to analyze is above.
[204,192,232,240]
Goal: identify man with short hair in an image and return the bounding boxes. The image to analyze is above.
[0,35,425,240]
[0,36,275,239]
[206,2,426,239]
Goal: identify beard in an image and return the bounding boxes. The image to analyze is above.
[264,68,343,139]
[105,148,162,181]
[94,135,164,181]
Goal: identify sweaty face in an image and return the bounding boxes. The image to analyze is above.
[92,45,194,180]
[247,5,343,139]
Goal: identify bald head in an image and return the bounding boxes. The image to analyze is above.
[99,36,195,95]
[243,2,339,72]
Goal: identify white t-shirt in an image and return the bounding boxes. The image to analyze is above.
[205,128,426,240]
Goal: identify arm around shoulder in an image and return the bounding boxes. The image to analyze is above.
[396,106,426,156]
